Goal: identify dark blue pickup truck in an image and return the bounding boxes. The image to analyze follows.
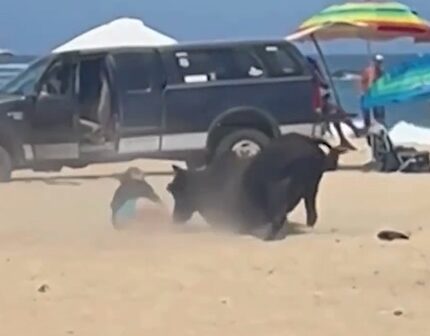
[0,39,323,181]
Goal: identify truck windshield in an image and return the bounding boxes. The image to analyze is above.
[0,56,51,95]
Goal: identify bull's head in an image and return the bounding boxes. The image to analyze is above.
[167,165,197,223]
[324,146,348,171]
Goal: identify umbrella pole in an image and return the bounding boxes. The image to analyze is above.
[366,40,373,60]
[311,34,342,107]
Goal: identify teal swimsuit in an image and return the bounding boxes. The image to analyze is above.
[113,198,137,227]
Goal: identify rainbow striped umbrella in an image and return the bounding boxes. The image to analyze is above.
[362,55,430,109]
[287,1,430,42]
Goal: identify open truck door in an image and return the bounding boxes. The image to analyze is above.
[28,54,80,161]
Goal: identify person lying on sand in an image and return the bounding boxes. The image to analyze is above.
[111,167,162,229]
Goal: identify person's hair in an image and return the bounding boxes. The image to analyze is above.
[119,167,145,182]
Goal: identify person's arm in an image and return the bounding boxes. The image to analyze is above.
[146,188,162,204]
[360,68,371,93]
[135,181,162,204]
[110,185,124,213]
[369,67,377,85]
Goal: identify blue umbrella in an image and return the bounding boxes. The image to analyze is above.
[362,55,430,109]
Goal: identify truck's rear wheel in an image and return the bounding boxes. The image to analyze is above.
[214,128,271,160]
[0,146,12,182]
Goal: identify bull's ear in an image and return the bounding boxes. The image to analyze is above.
[172,165,184,174]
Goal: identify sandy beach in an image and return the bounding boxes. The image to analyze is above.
[0,139,429,336]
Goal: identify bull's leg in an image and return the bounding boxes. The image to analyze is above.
[264,179,292,241]
[304,177,322,227]
[265,213,287,241]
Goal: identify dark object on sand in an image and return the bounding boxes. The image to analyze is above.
[393,309,404,317]
[368,122,430,173]
[377,230,410,241]
[167,133,346,241]
[38,284,50,293]
[111,167,161,229]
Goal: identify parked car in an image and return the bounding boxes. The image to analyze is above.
[0,39,324,181]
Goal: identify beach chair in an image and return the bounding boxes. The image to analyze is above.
[368,121,430,173]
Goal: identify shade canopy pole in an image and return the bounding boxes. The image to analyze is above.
[310,34,342,108]
[366,39,373,60]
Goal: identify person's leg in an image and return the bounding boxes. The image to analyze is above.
[360,95,372,129]
[362,108,371,129]
[373,106,386,125]
[361,96,372,146]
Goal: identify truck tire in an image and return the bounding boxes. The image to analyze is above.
[67,163,89,169]
[214,128,271,160]
[0,146,12,182]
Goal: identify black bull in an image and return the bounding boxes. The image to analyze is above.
[167,133,346,240]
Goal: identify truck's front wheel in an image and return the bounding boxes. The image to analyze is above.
[0,146,12,182]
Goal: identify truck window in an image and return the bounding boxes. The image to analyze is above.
[174,48,265,84]
[258,45,302,77]
[39,60,76,96]
[0,57,51,95]
[113,52,153,91]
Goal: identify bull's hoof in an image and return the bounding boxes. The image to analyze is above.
[173,220,187,225]
[264,233,286,242]
[172,215,189,225]
[306,215,318,228]
[263,234,277,242]
[264,229,283,241]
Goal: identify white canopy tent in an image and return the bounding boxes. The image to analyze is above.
[0,49,14,56]
[53,17,177,53]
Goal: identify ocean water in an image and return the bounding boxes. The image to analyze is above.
[1,53,430,143]
[0,54,34,87]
